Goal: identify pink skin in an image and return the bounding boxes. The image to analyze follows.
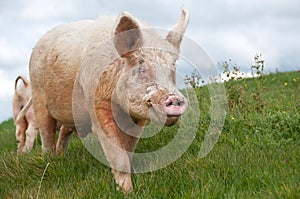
[148,94,188,126]
[12,76,39,153]
[148,96,187,117]
[163,95,187,116]
[29,7,189,192]
[148,95,187,127]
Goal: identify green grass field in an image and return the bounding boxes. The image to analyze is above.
[0,71,299,198]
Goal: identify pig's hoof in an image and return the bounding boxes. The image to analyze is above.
[21,147,30,153]
[17,146,25,153]
[116,184,133,193]
[115,174,133,192]
[17,149,23,154]
[55,147,65,156]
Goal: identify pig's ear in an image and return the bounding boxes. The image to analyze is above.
[114,12,143,57]
[166,7,189,49]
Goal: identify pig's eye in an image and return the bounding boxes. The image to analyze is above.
[139,60,145,65]
[138,66,146,74]
[132,66,146,76]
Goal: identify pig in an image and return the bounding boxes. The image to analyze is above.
[13,77,74,154]
[29,7,189,191]
[12,76,38,153]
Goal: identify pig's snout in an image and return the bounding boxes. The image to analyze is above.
[146,93,187,127]
[163,95,187,116]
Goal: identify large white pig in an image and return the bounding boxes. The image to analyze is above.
[29,8,189,191]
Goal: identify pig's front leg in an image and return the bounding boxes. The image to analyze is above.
[94,101,133,192]
[112,103,146,163]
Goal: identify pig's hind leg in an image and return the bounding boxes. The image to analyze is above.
[56,125,73,155]
[15,121,27,153]
[23,123,38,152]
[32,99,57,152]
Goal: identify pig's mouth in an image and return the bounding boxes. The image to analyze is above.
[147,95,187,126]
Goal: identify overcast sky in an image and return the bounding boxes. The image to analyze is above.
[0,0,299,122]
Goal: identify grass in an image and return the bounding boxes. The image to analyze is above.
[0,71,299,198]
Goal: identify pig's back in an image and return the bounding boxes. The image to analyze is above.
[29,16,116,125]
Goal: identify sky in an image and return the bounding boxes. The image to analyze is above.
[0,0,300,122]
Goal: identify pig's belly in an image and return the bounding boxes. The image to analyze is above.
[44,63,91,127]
[46,87,90,127]
[46,92,75,125]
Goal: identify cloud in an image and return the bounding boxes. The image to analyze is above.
[0,70,15,122]
[0,71,14,98]
[20,0,77,21]
[188,2,300,72]
[0,0,300,122]
[0,38,29,69]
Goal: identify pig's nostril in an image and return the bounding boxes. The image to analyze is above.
[166,101,173,107]
[163,96,187,116]
[178,99,185,106]
[175,99,185,107]
[165,97,185,107]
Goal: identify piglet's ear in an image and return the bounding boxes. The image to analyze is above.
[114,12,143,57]
[166,7,189,50]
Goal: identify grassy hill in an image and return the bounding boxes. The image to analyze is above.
[0,71,299,198]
